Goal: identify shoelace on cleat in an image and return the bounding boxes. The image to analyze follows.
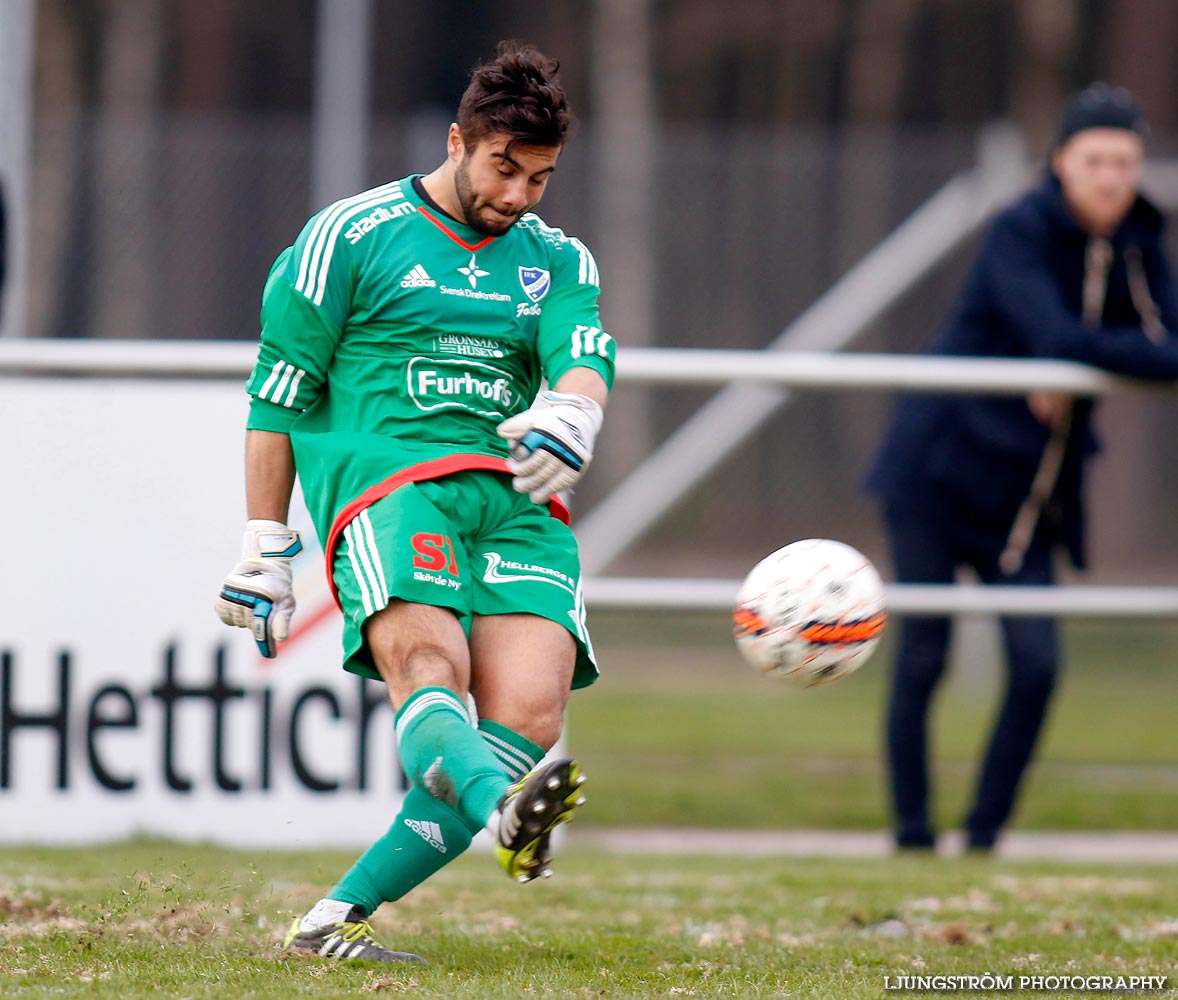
[338,920,378,945]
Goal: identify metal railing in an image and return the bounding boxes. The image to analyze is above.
[0,339,1166,396]
[3,338,1175,619]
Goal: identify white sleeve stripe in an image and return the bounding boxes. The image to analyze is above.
[298,183,404,307]
[283,368,306,408]
[343,523,376,617]
[294,181,402,299]
[295,208,335,295]
[571,238,599,286]
[295,187,375,295]
[270,363,294,404]
[258,359,285,399]
[309,186,403,306]
[294,181,400,295]
[299,182,401,300]
[570,324,605,358]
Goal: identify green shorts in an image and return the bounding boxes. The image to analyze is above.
[332,469,598,689]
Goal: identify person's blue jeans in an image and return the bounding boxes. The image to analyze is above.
[884,502,1060,850]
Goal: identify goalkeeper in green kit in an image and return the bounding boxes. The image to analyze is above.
[214,41,614,964]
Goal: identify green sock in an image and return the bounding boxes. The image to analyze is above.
[328,718,544,913]
[478,718,544,782]
[394,686,509,828]
[329,785,477,914]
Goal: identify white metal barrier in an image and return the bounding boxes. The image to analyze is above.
[0,339,1167,396]
[584,579,1178,617]
[2,338,1175,619]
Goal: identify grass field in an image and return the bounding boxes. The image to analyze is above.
[572,613,1178,833]
[1,841,1176,999]
[1,617,1174,997]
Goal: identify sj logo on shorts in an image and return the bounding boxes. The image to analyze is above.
[412,533,460,589]
[412,533,458,573]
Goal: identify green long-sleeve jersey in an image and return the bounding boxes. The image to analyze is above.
[244,175,615,542]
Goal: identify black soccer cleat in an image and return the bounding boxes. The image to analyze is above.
[283,905,427,964]
[495,758,587,882]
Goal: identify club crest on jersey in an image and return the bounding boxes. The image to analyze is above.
[518,267,551,303]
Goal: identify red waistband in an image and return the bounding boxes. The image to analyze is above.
[323,453,571,609]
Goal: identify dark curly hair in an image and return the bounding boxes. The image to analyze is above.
[457,41,573,153]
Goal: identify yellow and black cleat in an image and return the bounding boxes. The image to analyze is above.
[495,758,587,883]
[283,906,426,964]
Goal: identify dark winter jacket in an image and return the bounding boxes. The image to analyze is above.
[866,172,1178,568]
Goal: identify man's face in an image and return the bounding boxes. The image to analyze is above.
[1052,128,1144,236]
[450,129,560,237]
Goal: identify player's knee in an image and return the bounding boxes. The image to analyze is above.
[369,640,467,706]
[404,644,464,686]
[526,710,566,753]
[366,603,469,695]
[490,704,566,753]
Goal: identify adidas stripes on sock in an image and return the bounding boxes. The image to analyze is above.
[478,718,544,783]
[327,713,545,913]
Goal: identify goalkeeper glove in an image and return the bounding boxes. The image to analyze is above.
[214,520,303,658]
[497,390,604,504]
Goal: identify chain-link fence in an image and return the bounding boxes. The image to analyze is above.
[23,111,1178,580]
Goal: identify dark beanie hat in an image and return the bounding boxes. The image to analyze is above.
[1057,83,1148,146]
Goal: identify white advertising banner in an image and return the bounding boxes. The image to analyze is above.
[0,377,410,847]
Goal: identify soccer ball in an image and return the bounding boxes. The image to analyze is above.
[732,538,887,687]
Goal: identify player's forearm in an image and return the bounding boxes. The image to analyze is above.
[244,429,297,523]
[553,367,609,411]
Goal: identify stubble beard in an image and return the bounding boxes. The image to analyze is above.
[454,158,520,237]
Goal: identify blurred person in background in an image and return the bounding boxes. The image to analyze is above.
[866,83,1178,854]
[215,41,613,962]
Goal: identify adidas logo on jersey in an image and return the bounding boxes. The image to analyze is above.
[401,264,437,288]
[404,818,447,853]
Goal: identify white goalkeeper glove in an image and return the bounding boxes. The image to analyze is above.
[214,520,304,658]
[497,390,604,504]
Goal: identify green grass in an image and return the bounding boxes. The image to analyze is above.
[1,841,1176,999]
[571,613,1178,832]
[2,618,1174,997]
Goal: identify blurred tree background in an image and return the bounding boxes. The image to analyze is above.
[19,0,1178,579]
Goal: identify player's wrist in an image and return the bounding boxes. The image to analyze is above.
[241,520,304,562]
[538,389,600,412]
[536,391,604,444]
